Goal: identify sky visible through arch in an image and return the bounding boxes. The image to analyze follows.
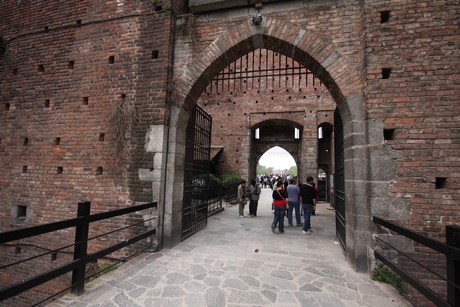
[258,146,296,171]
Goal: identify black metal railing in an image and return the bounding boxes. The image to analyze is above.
[182,104,212,240]
[373,216,460,307]
[0,201,157,305]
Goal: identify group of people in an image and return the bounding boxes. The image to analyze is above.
[237,179,262,217]
[271,176,317,234]
[237,176,318,235]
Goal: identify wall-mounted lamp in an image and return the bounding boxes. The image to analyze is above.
[252,13,262,25]
[318,127,323,139]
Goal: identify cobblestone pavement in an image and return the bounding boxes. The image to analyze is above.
[50,188,411,307]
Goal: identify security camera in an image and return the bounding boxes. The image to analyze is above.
[252,13,262,25]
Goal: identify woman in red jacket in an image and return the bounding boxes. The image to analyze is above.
[271,180,288,233]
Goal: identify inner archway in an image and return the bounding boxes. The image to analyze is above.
[249,119,304,183]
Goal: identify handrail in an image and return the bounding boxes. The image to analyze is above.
[0,203,156,244]
[373,216,460,307]
[373,216,460,258]
[0,202,155,245]
[0,201,158,303]
[0,218,80,244]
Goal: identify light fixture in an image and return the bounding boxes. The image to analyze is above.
[252,12,262,25]
[318,127,323,139]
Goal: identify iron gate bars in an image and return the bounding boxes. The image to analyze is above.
[182,104,212,240]
[206,48,319,95]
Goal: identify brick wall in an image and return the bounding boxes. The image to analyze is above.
[0,0,172,224]
[198,58,334,177]
[0,0,173,304]
[363,1,459,304]
[363,0,459,235]
[177,0,459,225]
[0,0,459,305]
[172,0,459,304]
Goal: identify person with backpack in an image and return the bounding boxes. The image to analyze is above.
[249,179,261,217]
[271,180,288,233]
[286,178,301,227]
[237,179,248,217]
[299,176,317,234]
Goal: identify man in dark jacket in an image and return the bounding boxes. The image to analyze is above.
[299,176,317,234]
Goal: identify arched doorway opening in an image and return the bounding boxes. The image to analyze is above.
[257,146,297,175]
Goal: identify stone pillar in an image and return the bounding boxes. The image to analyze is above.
[340,93,372,272]
[159,105,189,248]
[144,124,169,249]
[240,127,252,181]
[301,123,318,183]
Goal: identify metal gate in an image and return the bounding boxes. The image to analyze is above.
[182,105,212,240]
[334,109,346,251]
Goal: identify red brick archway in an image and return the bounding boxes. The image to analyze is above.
[251,118,303,181]
[167,17,368,272]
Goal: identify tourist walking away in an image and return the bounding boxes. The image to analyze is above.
[237,179,248,217]
[249,180,261,216]
[271,181,288,233]
[299,176,317,234]
[286,178,301,226]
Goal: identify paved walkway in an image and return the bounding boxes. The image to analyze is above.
[51,188,411,307]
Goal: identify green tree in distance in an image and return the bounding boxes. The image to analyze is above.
[288,165,297,176]
[257,164,274,174]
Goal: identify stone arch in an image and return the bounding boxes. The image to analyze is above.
[166,17,368,271]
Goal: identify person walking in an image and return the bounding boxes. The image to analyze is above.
[286,178,301,227]
[271,180,288,233]
[249,180,261,217]
[299,176,317,234]
[237,179,248,217]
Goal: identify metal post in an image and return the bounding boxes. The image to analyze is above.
[71,201,91,295]
[446,225,460,306]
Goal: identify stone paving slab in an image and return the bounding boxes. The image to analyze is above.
[50,188,412,307]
